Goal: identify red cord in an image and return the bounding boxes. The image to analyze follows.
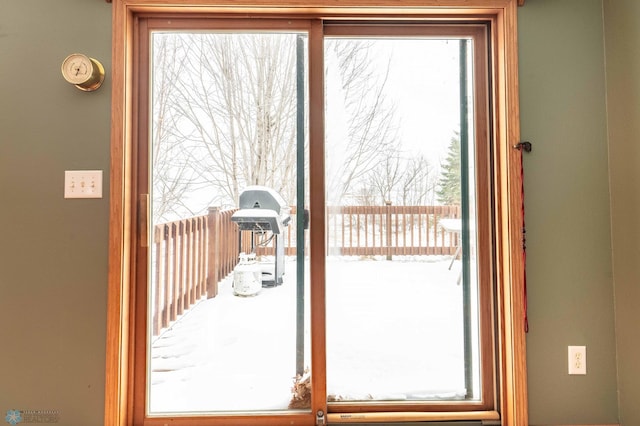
[519,148,529,333]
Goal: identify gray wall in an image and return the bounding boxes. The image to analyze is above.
[518,0,618,424]
[603,0,640,425]
[0,0,632,425]
[0,1,111,425]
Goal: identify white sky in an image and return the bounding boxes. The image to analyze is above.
[376,39,462,162]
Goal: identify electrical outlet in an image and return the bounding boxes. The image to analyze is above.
[64,170,103,199]
[568,345,586,375]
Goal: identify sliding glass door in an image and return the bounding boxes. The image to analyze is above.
[323,26,490,408]
[139,17,494,423]
[146,24,312,414]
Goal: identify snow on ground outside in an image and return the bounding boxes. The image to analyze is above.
[149,255,469,414]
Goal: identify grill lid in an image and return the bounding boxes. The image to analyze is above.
[232,209,285,234]
[231,186,291,234]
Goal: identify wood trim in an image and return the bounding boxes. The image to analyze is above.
[104,1,131,425]
[471,22,498,413]
[106,0,525,6]
[131,15,148,425]
[327,410,500,423]
[491,1,528,425]
[308,18,328,421]
[107,0,515,13]
[323,23,488,37]
[105,1,526,425]
[322,23,496,415]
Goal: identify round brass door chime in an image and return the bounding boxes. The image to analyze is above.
[61,53,105,92]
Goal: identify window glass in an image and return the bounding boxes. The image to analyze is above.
[324,37,481,403]
[148,31,311,414]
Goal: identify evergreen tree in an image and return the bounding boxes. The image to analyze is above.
[436,135,461,205]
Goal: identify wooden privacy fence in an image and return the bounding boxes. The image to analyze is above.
[325,204,460,257]
[259,204,461,257]
[152,204,460,335]
[152,207,240,336]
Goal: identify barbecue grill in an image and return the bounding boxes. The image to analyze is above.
[231,186,291,286]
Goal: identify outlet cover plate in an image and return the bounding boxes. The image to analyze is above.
[568,345,587,375]
[64,170,103,199]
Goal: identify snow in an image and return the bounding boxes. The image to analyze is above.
[148,255,474,414]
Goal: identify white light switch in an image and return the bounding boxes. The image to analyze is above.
[64,170,103,199]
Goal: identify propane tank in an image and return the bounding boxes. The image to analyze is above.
[233,252,262,296]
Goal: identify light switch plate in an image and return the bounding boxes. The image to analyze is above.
[64,170,103,199]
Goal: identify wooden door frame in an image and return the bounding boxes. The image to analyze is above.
[105,1,526,425]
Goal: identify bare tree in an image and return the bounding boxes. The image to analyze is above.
[151,35,207,221]
[357,153,437,207]
[368,154,402,204]
[152,33,401,221]
[154,33,300,213]
[399,155,438,206]
[325,39,399,204]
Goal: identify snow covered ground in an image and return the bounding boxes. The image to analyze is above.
[148,255,471,414]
